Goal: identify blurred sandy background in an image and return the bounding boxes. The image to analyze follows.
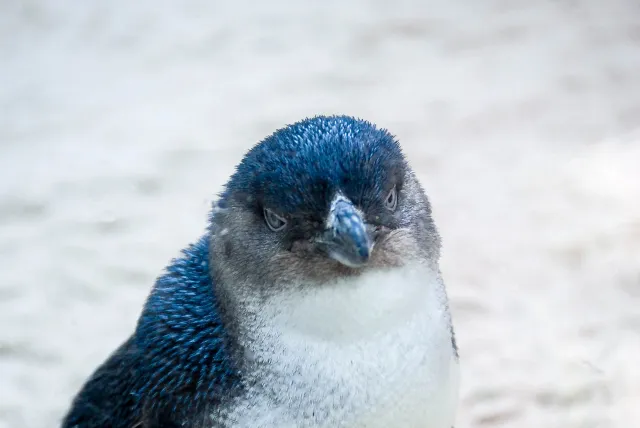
[1,1,640,427]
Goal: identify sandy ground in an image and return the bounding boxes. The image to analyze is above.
[1,1,640,427]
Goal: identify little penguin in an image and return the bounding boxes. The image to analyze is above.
[61,115,460,428]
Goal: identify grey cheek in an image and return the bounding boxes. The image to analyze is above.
[223,239,233,258]
[290,240,314,253]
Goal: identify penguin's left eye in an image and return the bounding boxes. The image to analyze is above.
[263,208,287,232]
[384,186,398,211]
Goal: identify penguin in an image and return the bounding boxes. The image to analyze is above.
[61,115,459,428]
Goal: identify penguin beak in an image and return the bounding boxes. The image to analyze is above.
[318,198,373,268]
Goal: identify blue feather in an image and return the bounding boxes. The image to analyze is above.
[61,235,240,428]
[222,115,406,217]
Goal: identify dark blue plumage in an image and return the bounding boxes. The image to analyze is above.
[224,116,407,219]
[62,236,240,428]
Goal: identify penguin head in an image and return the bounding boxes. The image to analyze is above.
[211,115,440,288]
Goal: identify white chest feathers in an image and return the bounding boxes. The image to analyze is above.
[221,264,460,428]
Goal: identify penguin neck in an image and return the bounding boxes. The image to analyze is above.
[217,262,449,355]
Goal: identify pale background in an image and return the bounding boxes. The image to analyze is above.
[1,1,639,427]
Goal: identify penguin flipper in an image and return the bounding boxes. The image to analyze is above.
[61,336,144,428]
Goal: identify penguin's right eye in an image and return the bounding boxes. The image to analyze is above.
[263,208,287,232]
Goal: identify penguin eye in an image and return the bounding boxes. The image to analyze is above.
[384,186,397,211]
[263,208,287,232]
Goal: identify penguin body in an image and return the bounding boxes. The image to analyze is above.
[62,116,459,428]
